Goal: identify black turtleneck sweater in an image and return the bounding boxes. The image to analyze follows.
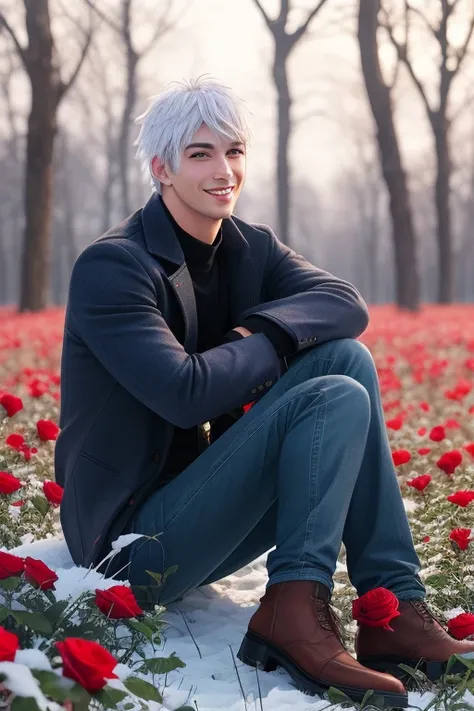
[158,198,296,485]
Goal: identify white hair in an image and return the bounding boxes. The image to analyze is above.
[134,76,252,194]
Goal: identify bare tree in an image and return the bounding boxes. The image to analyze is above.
[249,0,331,246]
[86,0,179,217]
[0,0,94,311]
[358,0,420,310]
[382,0,474,303]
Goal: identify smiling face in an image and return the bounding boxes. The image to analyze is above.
[151,123,247,241]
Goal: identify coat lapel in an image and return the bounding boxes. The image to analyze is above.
[141,194,261,353]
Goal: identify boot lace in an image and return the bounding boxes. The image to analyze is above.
[412,600,446,628]
[312,596,346,645]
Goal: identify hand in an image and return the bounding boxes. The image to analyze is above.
[232,326,253,338]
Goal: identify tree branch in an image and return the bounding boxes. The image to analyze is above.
[58,4,94,101]
[83,0,121,34]
[453,9,474,76]
[405,1,439,40]
[0,11,28,69]
[292,0,331,44]
[380,6,433,118]
[251,0,273,31]
[142,0,178,57]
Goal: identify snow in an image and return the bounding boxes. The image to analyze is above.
[3,535,467,710]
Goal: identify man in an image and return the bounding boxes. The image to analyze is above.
[55,78,474,707]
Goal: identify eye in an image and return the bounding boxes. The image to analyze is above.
[190,152,209,159]
[228,148,245,156]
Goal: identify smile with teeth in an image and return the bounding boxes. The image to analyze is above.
[205,186,234,195]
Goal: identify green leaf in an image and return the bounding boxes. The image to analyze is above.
[361,689,374,708]
[94,686,129,708]
[127,618,154,641]
[31,495,50,516]
[139,653,186,675]
[10,698,42,711]
[455,654,474,672]
[43,600,69,626]
[398,662,428,682]
[163,564,178,581]
[445,654,459,675]
[0,605,10,623]
[424,574,450,588]
[145,570,162,585]
[123,676,163,703]
[326,686,354,705]
[33,671,71,702]
[0,577,22,591]
[10,610,53,635]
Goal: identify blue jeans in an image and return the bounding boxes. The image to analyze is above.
[124,338,426,607]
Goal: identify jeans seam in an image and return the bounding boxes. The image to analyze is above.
[298,401,326,572]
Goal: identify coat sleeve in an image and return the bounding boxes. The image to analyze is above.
[238,225,370,351]
[68,241,282,429]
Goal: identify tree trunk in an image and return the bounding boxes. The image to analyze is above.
[432,115,453,303]
[357,0,420,311]
[272,48,291,247]
[19,0,59,312]
[118,0,138,218]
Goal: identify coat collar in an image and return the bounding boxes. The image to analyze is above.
[141,193,251,265]
[140,193,261,354]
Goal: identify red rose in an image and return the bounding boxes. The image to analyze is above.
[43,481,64,506]
[243,401,255,413]
[386,415,404,430]
[352,587,400,631]
[5,434,25,450]
[417,427,427,436]
[406,474,432,492]
[0,394,23,418]
[419,401,430,412]
[56,638,118,693]
[0,627,19,662]
[95,585,143,619]
[24,557,58,590]
[437,450,463,475]
[0,552,24,579]
[392,450,411,466]
[449,528,472,551]
[429,426,445,442]
[447,613,474,640]
[0,472,22,495]
[447,490,474,508]
[418,447,431,456]
[422,536,430,543]
[464,443,474,458]
[36,419,59,442]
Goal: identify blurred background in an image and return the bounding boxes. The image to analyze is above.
[0,0,473,313]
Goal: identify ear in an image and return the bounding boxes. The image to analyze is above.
[151,156,172,185]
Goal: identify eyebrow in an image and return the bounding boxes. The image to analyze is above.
[184,141,245,150]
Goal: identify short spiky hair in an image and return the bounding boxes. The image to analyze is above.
[134,76,252,194]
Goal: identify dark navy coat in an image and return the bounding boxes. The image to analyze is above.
[54,194,369,568]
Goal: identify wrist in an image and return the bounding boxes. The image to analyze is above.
[232,326,253,338]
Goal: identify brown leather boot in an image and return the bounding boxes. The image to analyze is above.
[356,599,474,681]
[237,581,408,708]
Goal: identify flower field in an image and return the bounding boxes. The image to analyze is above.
[1,303,474,710]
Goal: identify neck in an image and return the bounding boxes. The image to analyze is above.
[161,190,221,245]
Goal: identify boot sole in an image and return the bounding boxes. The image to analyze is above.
[238,631,408,708]
[358,654,466,682]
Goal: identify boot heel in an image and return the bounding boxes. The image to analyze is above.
[237,632,278,672]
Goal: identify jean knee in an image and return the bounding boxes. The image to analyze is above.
[303,373,371,419]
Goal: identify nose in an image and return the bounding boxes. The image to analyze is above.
[213,156,233,181]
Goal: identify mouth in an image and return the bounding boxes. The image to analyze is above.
[204,186,235,198]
